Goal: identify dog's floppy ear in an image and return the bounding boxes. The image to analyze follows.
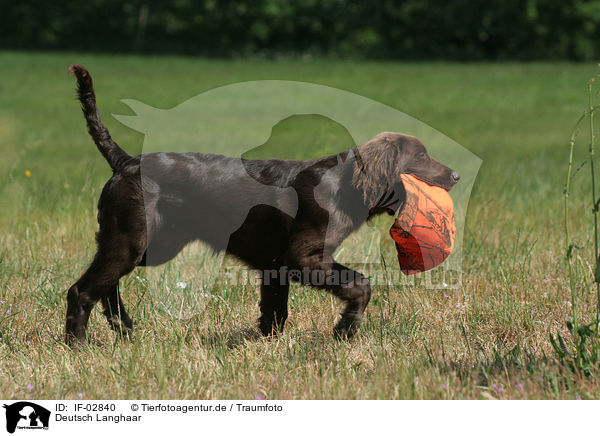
[351,137,402,209]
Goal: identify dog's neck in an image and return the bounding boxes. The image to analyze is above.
[337,157,403,226]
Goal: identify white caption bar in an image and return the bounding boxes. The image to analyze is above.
[0,400,595,435]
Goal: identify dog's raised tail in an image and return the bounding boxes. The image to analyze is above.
[69,64,131,171]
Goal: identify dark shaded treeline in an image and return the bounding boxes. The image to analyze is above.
[1,0,597,60]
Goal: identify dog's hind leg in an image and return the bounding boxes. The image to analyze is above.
[258,270,290,336]
[65,243,144,345]
[101,284,133,336]
[65,191,147,346]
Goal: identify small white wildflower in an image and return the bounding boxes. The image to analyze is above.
[177,281,188,289]
[198,292,220,300]
[442,282,448,288]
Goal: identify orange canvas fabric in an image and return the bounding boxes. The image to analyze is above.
[390,174,455,275]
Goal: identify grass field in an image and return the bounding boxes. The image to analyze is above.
[1,51,600,399]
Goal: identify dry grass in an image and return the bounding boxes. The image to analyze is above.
[1,52,599,399]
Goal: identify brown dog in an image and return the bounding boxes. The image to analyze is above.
[65,64,459,344]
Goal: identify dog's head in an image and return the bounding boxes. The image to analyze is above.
[352,132,459,215]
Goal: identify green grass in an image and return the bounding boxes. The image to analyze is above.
[1,51,600,399]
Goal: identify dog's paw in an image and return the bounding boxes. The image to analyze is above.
[258,322,277,338]
[333,318,360,341]
[64,330,87,348]
[258,317,286,339]
[106,315,134,338]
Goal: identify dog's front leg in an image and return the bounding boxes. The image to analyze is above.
[296,259,371,339]
[331,270,371,340]
[258,269,290,337]
[327,263,371,340]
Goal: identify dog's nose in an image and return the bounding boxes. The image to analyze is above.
[451,171,460,182]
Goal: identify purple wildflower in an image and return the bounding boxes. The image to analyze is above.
[26,384,34,391]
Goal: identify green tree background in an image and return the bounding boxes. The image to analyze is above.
[1,0,599,59]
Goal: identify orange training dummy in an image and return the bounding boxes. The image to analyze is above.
[390,174,455,275]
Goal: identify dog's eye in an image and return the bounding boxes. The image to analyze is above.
[416,152,427,159]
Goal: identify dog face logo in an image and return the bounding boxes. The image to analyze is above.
[118,81,480,258]
[108,80,481,322]
[3,402,50,433]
